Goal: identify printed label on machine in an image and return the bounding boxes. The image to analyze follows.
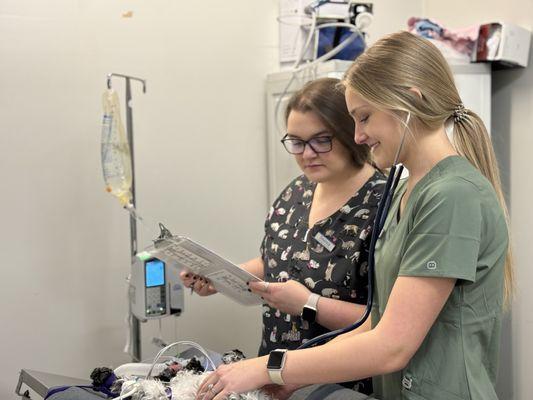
[140,235,263,306]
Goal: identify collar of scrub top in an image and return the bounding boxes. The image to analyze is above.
[297,112,411,349]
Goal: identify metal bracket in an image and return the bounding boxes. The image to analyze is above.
[106,73,146,93]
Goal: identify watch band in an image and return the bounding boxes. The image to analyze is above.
[267,349,288,385]
[305,293,320,310]
[269,368,285,385]
[301,293,320,323]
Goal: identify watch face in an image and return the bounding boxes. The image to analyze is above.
[302,306,317,322]
[267,350,285,369]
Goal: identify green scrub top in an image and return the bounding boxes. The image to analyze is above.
[372,156,508,400]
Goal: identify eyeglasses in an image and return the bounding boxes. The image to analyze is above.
[280,134,333,154]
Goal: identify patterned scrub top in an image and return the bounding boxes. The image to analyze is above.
[259,171,386,393]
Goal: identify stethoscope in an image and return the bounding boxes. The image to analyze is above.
[298,112,411,349]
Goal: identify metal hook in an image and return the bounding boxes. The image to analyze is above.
[106,73,147,93]
[153,223,174,247]
[158,223,173,239]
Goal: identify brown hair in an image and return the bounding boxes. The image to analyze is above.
[343,31,514,304]
[285,77,370,169]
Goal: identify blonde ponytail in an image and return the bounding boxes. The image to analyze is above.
[453,110,514,305]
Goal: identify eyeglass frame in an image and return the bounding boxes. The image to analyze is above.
[280,134,334,155]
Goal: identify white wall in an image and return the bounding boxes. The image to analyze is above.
[421,2,532,399]
[0,1,278,398]
[366,0,422,44]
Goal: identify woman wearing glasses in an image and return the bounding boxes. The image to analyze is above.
[183,77,385,394]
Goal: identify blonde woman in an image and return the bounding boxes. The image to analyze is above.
[195,31,513,400]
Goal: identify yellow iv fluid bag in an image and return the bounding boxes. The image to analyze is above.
[101,89,135,211]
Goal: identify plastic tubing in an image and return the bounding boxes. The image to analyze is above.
[145,341,217,379]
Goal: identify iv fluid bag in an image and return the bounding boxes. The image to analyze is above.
[101,89,133,207]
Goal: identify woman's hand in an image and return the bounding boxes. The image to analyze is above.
[196,357,271,400]
[249,280,311,316]
[179,270,217,296]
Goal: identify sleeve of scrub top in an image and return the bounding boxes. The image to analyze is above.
[398,178,482,283]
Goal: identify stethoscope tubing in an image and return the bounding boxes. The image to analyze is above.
[298,164,403,349]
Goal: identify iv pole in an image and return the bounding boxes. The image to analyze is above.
[107,73,147,362]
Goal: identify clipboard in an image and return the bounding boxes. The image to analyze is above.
[138,230,264,306]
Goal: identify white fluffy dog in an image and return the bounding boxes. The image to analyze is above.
[118,370,272,400]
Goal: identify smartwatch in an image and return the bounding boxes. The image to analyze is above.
[301,293,320,323]
[267,348,288,385]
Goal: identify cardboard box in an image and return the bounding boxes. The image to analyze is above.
[474,22,531,68]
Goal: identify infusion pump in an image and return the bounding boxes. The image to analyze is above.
[129,256,184,321]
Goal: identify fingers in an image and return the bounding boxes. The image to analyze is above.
[196,372,228,400]
[181,272,215,296]
[199,384,221,400]
[209,381,224,398]
[249,281,273,294]
[249,282,277,308]
[212,390,227,400]
[192,277,204,291]
[250,281,278,305]
[248,281,262,292]
[214,391,241,400]
[193,277,214,295]
[196,366,244,400]
[180,271,198,287]
[197,373,216,400]
[180,270,194,285]
[197,282,216,296]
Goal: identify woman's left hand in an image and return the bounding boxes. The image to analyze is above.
[249,280,311,316]
[196,357,271,400]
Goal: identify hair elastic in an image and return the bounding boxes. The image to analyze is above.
[453,103,467,123]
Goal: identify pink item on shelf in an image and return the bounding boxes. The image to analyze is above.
[408,17,480,56]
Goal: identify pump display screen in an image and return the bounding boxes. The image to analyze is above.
[145,259,165,287]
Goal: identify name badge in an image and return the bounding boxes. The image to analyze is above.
[314,232,335,252]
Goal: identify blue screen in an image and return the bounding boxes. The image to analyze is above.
[145,259,165,287]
